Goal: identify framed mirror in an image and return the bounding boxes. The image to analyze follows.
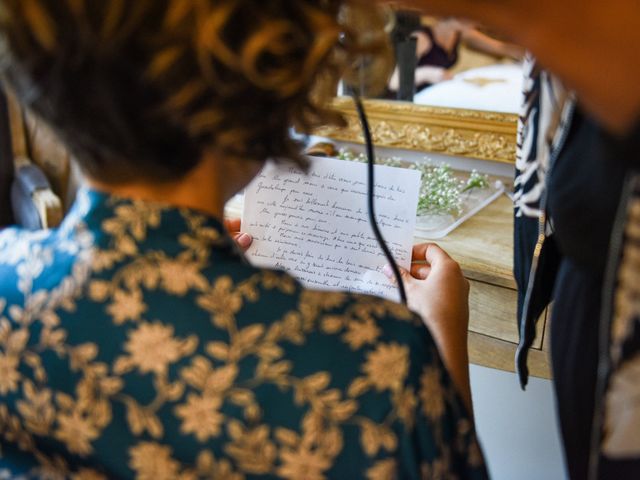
[316,14,522,164]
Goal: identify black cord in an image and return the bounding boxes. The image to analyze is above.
[352,94,408,305]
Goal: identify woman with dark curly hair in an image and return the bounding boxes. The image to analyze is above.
[0,1,486,478]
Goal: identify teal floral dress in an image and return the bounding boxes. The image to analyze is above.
[0,188,487,479]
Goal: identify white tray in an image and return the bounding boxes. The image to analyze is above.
[415,180,506,239]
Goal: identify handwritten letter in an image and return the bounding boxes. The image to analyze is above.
[242,156,421,302]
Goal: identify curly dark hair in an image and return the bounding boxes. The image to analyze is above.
[0,0,391,183]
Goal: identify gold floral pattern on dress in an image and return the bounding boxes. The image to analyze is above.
[419,366,446,421]
[359,418,398,456]
[366,458,398,480]
[105,289,147,325]
[175,393,225,441]
[277,443,333,480]
[54,409,100,456]
[394,386,418,429]
[343,318,382,349]
[71,468,107,480]
[16,382,55,436]
[225,421,277,474]
[129,442,182,480]
[71,468,109,480]
[362,343,410,392]
[0,353,20,395]
[0,189,486,479]
[117,322,198,375]
[158,258,208,296]
[197,276,244,329]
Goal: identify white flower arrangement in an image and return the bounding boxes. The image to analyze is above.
[337,149,489,216]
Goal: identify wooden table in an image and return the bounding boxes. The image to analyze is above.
[420,195,551,379]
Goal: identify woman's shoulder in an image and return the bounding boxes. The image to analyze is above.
[230,265,424,327]
[0,226,58,290]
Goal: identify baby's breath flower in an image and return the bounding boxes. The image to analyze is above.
[463,170,490,193]
[336,149,489,216]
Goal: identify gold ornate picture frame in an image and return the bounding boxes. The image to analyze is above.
[315,97,519,164]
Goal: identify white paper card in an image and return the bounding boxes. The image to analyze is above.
[242,156,421,302]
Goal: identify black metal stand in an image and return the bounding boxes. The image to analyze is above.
[394,37,417,102]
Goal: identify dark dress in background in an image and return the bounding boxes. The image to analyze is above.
[547,112,640,479]
[415,26,460,93]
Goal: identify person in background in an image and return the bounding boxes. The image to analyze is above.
[0,1,487,478]
[389,16,523,94]
[387,1,640,478]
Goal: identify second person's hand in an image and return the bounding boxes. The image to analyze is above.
[224,218,253,252]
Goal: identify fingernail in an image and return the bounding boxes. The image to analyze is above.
[418,267,430,278]
[382,264,393,278]
[237,233,252,248]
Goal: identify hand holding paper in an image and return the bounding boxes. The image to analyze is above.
[242,156,421,302]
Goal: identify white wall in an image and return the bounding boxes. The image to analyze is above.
[470,365,567,480]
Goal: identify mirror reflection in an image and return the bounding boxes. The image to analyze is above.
[343,11,525,114]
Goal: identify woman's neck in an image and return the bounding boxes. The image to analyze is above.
[87,152,262,219]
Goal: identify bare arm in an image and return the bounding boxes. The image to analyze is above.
[389,65,450,92]
[461,27,524,61]
[385,243,473,414]
[415,65,452,85]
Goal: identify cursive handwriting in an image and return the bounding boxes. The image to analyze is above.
[243,157,420,302]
